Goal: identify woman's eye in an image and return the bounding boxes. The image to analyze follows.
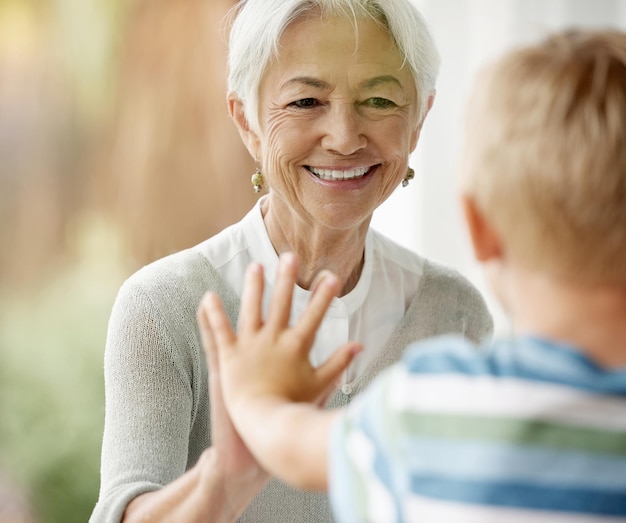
[289,98,320,109]
[365,97,396,109]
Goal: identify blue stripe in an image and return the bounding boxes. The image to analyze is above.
[363,374,404,520]
[409,475,626,516]
[403,335,626,396]
[397,438,626,490]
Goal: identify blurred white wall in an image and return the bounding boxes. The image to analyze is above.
[371,0,626,335]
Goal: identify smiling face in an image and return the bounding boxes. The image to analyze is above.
[231,12,427,233]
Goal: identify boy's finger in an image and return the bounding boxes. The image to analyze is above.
[267,252,299,330]
[315,342,363,392]
[238,262,264,333]
[295,272,340,347]
[310,269,335,295]
[198,304,230,446]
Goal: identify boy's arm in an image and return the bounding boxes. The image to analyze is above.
[218,393,342,491]
[197,253,362,491]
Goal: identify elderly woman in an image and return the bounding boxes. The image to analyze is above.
[91,0,493,522]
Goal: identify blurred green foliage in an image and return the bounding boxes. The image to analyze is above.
[0,219,126,522]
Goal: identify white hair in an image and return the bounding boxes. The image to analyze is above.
[227,0,440,131]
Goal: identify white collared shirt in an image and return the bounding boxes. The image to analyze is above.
[198,197,423,388]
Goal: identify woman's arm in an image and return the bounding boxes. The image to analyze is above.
[121,321,268,523]
[198,253,361,491]
[123,448,257,523]
[92,272,268,523]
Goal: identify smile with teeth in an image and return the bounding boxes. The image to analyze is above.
[307,166,371,180]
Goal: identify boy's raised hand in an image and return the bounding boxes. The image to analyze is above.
[200,253,362,414]
[198,253,362,489]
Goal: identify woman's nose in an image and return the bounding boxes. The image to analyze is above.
[320,103,367,155]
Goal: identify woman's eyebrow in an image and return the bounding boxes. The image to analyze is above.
[281,74,403,91]
[359,75,403,90]
[282,76,329,90]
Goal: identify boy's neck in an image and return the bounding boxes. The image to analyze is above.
[506,267,626,368]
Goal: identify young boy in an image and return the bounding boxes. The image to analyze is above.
[198,29,626,522]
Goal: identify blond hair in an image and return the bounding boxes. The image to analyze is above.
[461,29,626,286]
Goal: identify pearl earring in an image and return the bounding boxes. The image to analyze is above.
[251,167,264,194]
[402,167,415,188]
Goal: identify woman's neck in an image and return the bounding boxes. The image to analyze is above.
[261,198,368,296]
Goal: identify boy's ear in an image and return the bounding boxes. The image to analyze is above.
[228,93,261,160]
[461,194,502,262]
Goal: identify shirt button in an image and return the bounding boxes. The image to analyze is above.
[341,384,353,395]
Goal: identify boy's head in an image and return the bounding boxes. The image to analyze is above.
[460,29,626,287]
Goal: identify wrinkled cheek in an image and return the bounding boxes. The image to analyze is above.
[259,119,287,164]
[381,168,404,197]
[259,141,301,196]
[386,152,411,183]
[263,120,309,186]
[261,143,283,184]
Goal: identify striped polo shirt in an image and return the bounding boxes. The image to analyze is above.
[329,335,626,522]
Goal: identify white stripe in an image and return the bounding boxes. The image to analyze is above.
[401,494,626,523]
[346,431,397,522]
[387,368,626,431]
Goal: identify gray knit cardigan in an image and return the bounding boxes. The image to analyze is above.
[91,247,493,523]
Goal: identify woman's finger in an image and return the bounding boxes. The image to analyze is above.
[197,297,220,372]
[237,262,264,333]
[315,377,341,408]
[201,292,238,352]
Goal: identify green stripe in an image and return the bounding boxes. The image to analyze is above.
[396,412,626,455]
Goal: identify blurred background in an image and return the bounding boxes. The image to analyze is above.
[0,0,625,521]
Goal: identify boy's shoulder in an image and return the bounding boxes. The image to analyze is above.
[398,335,527,381]
[401,335,490,375]
[400,335,626,395]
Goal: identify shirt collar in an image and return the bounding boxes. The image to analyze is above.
[241,196,374,315]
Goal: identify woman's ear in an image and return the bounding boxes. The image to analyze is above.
[228,93,261,160]
[461,193,502,263]
[425,91,436,114]
[409,91,436,151]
